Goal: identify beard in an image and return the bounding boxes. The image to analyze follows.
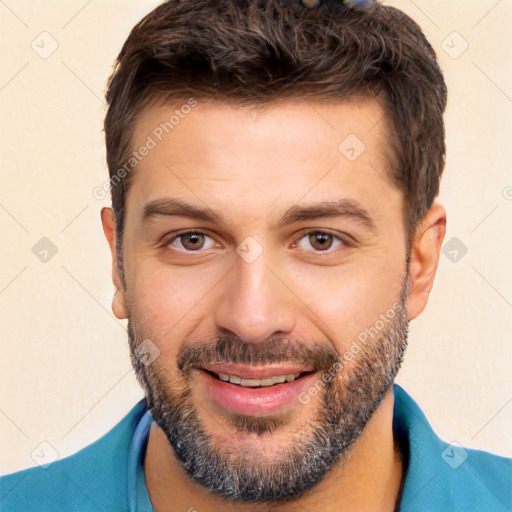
[127,274,410,504]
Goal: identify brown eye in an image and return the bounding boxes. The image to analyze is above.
[295,230,345,253]
[169,231,215,252]
[308,232,334,251]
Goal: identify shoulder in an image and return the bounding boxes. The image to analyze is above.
[393,384,512,512]
[0,400,147,512]
[418,445,512,512]
[461,446,511,495]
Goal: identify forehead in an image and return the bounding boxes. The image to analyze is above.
[126,97,402,230]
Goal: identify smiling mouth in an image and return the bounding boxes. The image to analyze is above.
[194,365,319,416]
[202,369,313,388]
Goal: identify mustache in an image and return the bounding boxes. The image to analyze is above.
[177,335,339,375]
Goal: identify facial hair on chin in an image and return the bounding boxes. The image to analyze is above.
[127,277,410,504]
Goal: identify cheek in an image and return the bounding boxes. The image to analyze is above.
[125,259,217,351]
[286,258,405,349]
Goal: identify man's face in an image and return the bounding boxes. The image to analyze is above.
[120,97,410,502]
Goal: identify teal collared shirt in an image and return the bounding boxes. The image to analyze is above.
[1,384,510,511]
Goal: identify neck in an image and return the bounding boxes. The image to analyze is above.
[145,388,404,512]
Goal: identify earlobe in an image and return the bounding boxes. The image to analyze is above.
[112,289,128,320]
[405,203,447,321]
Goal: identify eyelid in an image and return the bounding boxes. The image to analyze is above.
[162,228,353,254]
[292,229,352,254]
[163,229,219,251]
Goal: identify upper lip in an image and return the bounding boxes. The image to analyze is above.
[199,364,315,380]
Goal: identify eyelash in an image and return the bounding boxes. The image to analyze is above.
[164,229,350,255]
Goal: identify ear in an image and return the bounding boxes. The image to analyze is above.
[101,207,128,320]
[406,203,447,321]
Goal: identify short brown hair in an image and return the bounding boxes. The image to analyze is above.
[104,0,447,270]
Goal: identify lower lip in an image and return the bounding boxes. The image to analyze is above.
[194,369,318,416]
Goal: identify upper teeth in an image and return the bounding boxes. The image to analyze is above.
[217,372,302,387]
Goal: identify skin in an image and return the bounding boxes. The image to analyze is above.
[101,97,446,511]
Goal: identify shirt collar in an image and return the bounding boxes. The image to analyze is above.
[127,402,154,512]
[126,384,474,511]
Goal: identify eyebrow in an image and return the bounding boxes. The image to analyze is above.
[142,197,377,232]
[271,199,377,232]
[143,198,223,224]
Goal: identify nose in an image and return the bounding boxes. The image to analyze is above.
[213,251,297,344]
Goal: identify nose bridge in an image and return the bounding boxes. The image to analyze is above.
[214,248,297,344]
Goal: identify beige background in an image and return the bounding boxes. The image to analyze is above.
[0,0,511,475]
